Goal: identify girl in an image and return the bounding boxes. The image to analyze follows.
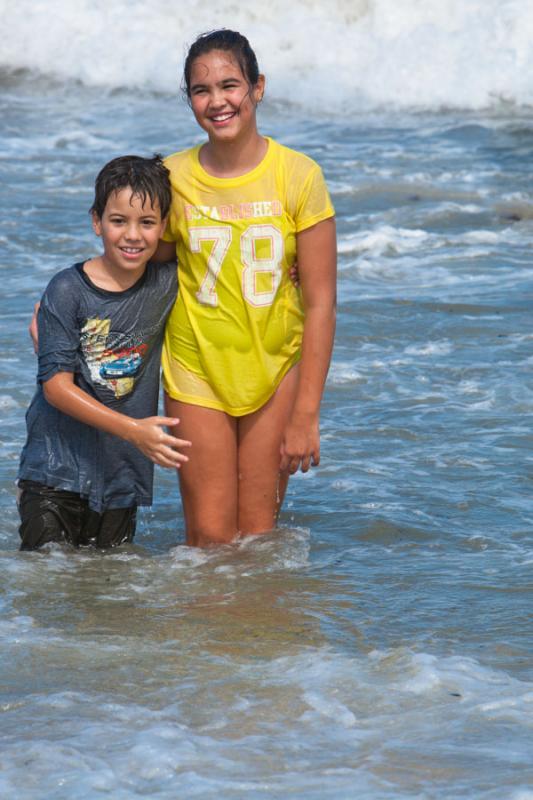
[155,29,337,547]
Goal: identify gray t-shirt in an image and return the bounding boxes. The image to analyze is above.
[18,261,178,512]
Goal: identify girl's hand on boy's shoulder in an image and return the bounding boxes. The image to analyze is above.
[130,417,191,468]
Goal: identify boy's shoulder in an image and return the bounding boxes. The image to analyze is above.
[42,262,84,301]
[144,260,178,292]
[43,261,176,306]
[147,259,177,275]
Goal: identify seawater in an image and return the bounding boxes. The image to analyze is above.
[1,2,533,798]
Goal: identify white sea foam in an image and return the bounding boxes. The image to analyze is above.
[0,394,17,410]
[168,544,212,570]
[252,646,533,737]
[1,0,533,111]
[338,226,431,257]
[405,340,453,357]
[327,361,365,385]
[165,526,310,575]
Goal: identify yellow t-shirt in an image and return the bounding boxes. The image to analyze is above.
[162,137,335,416]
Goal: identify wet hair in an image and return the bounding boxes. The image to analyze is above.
[183,29,260,99]
[90,154,171,219]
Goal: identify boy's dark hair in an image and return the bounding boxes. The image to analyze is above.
[90,154,172,219]
[183,29,260,100]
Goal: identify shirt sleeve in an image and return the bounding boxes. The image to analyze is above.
[37,272,81,384]
[162,154,180,243]
[293,163,335,233]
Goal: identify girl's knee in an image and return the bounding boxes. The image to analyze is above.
[187,522,238,547]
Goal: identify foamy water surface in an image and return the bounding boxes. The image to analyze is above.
[2,0,533,110]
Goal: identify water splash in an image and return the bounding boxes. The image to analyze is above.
[1,0,532,110]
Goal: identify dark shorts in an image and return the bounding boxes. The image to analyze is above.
[17,480,137,551]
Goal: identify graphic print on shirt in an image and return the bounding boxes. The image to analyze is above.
[185,199,283,222]
[81,317,147,398]
[189,222,284,308]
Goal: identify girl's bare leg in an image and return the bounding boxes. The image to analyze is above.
[164,396,238,546]
[236,365,299,534]
[165,365,298,546]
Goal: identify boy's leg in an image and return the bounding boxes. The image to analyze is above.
[18,480,84,550]
[82,505,137,548]
[236,365,299,535]
[164,395,239,546]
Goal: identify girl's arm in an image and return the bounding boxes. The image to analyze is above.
[280,217,337,474]
[152,240,177,262]
[43,372,191,469]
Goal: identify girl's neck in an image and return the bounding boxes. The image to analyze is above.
[199,130,268,179]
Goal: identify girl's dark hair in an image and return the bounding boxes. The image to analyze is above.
[183,29,260,99]
[90,154,172,219]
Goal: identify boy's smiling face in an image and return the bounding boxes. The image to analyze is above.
[91,187,167,287]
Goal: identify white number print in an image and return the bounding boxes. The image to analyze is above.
[190,226,231,307]
[241,224,284,307]
[190,224,284,308]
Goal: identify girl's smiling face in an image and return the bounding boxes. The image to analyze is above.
[188,49,264,143]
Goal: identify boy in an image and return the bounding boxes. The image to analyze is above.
[17,155,190,550]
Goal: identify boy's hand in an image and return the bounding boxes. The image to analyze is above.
[42,373,191,466]
[130,417,191,469]
[29,302,40,353]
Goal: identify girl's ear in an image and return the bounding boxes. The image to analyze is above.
[92,212,102,237]
[254,74,266,104]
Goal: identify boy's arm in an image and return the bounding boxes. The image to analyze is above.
[43,372,191,469]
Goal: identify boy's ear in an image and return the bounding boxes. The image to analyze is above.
[92,211,102,237]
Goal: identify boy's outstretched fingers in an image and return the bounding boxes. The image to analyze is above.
[131,416,191,469]
[159,417,192,468]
